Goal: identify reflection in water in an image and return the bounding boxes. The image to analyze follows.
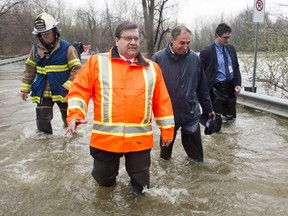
[1,62,288,215]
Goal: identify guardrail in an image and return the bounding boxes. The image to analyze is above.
[237,91,288,118]
[0,55,28,65]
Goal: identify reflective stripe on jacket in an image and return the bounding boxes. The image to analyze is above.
[24,40,81,103]
[67,47,174,153]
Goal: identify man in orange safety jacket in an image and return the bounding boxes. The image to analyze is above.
[65,21,174,194]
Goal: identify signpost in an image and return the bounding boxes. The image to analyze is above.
[253,0,265,23]
[252,0,266,92]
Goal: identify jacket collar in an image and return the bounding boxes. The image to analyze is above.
[165,43,190,61]
[111,46,149,66]
[37,38,61,58]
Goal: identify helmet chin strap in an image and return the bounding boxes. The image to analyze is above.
[38,31,58,53]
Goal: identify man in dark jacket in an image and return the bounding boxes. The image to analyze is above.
[151,26,215,162]
[199,23,241,130]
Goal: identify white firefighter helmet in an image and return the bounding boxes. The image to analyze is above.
[32,13,60,34]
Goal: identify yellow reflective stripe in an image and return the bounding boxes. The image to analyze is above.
[98,55,104,121]
[68,97,87,116]
[43,90,52,98]
[92,130,153,137]
[45,64,69,72]
[63,80,72,89]
[21,83,31,92]
[31,96,41,103]
[31,93,66,103]
[36,64,70,74]
[142,61,156,124]
[51,95,66,102]
[108,58,113,121]
[142,67,149,124]
[36,66,46,74]
[99,55,113,123]
[25,58,36,67]
[155,116,174,128]
[68,58,81,68]
[92,121,153,137]
[159,125,174,129]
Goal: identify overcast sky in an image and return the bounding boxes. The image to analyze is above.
[177,0,286,25]
[65,0,287,26]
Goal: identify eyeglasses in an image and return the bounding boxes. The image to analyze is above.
[120,36,140,42]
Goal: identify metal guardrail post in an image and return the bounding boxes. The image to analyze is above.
[237,91,288,118]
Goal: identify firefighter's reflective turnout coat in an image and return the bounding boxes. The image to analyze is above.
[67,47,174,153]
[20,39,81,103]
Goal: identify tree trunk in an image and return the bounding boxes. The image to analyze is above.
[142,0,155,58]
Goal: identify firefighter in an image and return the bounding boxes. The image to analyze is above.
[20,13,81,134]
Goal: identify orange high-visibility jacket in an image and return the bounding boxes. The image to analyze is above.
[67,47,174,153]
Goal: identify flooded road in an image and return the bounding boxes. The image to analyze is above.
[0,61,288,216]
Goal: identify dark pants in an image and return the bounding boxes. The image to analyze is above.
[90,147,151,193]
[36,98,68,134]
[159,124,203,162]
[212,80,237,120]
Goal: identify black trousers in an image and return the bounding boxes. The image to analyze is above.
[212,80,237,119]
[90,147,151,193]
[159,124,203,162]
[36,98,68,134]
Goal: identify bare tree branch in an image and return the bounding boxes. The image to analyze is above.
[0,0,24,16]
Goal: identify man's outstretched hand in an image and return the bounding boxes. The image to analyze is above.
[65,119,88,136]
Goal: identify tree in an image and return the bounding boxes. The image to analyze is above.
[99,5,115,52]
[153,0,178,51]
[231,8,254,52]
[142,0,178,57]
[142,0,154,58]
[0,0,24,16]
[76,0,99,52]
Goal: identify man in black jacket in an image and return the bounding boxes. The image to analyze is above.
[151,26,215,162]
[199,23,241,130]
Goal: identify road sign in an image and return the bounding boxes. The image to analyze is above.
[253,0,265,23]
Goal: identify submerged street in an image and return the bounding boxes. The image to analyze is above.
[0,61,287,216]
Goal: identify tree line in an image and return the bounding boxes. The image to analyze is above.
[0,0,287,97]
[1,0,287,56]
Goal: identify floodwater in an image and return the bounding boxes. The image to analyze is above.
[0,61,288,216]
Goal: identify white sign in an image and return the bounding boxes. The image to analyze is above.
[253,0,266,23]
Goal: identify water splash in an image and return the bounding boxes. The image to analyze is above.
[143,186,189,204]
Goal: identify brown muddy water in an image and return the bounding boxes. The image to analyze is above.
[0,61,287,216]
